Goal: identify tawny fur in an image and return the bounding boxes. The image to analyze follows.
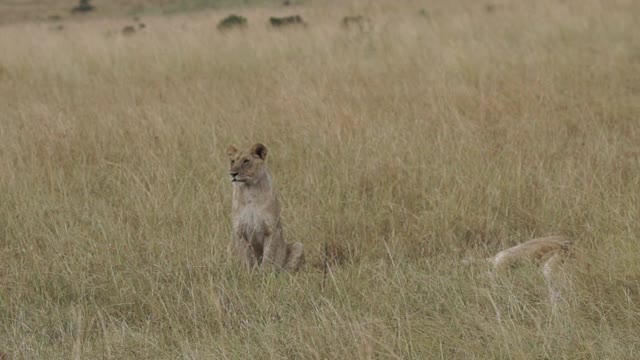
[490,235,575,307]
[491,235,574,272]
[226,143,304,271]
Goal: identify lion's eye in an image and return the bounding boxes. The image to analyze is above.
[242,159,250,165]
[230,160,235,166]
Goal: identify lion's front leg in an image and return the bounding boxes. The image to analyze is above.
[237,242,259,269]
[233,229,258,269]
[261,226,275,269]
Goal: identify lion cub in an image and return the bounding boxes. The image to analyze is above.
[226,143,304,271]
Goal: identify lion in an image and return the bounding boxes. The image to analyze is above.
[226,143,304,271]
[464,235,576,308]
[490,235,574,273]
[493,235,577,308]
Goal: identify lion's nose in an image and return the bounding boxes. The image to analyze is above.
[230,172,239,177]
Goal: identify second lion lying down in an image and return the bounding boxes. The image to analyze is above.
[464,235,577,306]
[490,235,574,273]
[226,143,304,271]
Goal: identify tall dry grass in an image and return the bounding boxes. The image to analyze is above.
[1,0,639,358]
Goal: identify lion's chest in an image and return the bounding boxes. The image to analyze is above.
[234,205,268,245]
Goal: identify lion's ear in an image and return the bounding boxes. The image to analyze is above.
[250,143,268,160]
[226,145,238,157]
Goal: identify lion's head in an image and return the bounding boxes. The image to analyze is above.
[226,143,268,185]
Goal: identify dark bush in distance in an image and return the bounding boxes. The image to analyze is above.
[341,15,371,31]
[71,0,94,13]
[269,15,306,27]
[122,25,136,36]
[217,15,248,31]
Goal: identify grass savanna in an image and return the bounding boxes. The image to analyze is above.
[0,0,297,26]
[1,0,640,358]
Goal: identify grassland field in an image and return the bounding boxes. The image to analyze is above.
[1,0,640,358]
